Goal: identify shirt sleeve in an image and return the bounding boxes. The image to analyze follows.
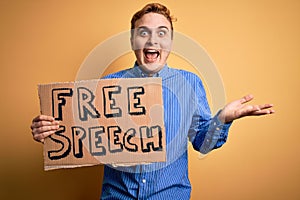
[198,111,232,154]
[188,77,232,154]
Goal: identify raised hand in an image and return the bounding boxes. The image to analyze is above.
[218,94,275,123]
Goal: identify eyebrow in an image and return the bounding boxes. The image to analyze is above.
[137,26,169,31]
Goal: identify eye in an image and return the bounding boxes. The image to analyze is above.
[157,29,168,37]
[158,31,166,37]
[139,30,149,37]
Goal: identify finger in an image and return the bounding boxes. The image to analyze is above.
[31,120,59,130]
[240,94,254,104]
[254,108,275,115]
[244,107,275,116]
[33,130,56,143]
[32,115,55,123]
[32,125,59,142]
[258,103,274,110]
[251,111,270,116]
[254,104,275,115]
[237,105,261,118]
[32,124,59,135]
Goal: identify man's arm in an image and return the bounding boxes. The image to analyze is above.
[197,94,274,154]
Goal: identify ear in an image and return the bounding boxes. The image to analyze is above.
[130,36,134,50]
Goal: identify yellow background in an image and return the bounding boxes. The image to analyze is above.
[1,0,299,199]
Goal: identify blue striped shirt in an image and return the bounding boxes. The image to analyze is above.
[100,64,231,199]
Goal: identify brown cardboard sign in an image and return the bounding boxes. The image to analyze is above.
[38,78,165,170]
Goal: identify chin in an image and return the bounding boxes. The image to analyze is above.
[140,62,163,74]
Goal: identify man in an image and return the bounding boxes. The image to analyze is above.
[31,3,274,199]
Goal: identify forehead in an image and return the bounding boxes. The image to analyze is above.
[134,12,171,29]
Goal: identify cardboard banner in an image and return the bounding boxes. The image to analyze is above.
[38,78,165,170]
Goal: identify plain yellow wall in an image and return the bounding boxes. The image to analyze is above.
[0,0,299,199]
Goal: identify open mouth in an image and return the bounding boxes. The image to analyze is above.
[143,49,160,62]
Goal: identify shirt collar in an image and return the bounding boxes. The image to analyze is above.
[132,62,169,78]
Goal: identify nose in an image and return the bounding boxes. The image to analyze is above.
[147,33,158,45]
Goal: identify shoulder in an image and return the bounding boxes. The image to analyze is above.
[169,68,203,84]
[170,68,207,96]
[101,68,132,79]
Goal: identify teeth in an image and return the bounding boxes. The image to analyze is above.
[144,49,159,53]
[144,49,159,60]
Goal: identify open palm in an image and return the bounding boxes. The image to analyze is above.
[219,94,274,123]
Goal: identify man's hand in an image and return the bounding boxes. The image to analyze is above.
[218,94,275,124]
[30,115,60,143]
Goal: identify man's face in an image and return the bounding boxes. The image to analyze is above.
[131,13,173,76]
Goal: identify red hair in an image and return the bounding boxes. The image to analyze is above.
[131,3,176,34]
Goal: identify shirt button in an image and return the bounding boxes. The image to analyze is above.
[142,179,146,183]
